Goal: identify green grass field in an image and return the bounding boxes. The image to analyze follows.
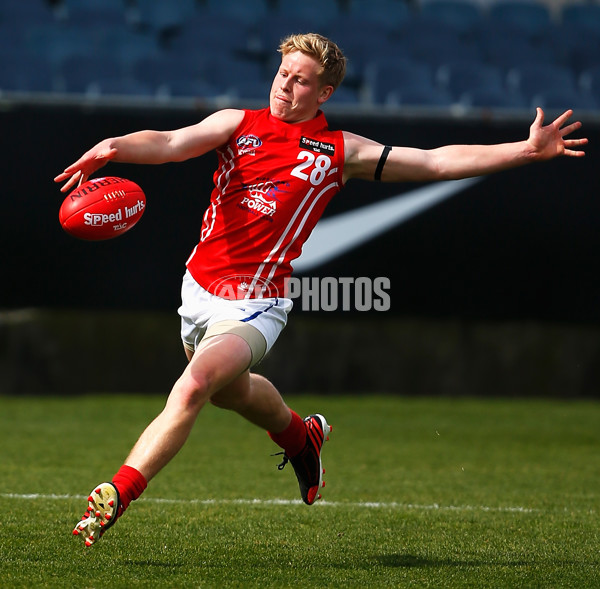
[0,394,598,588]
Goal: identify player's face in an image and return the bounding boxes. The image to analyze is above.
[270,51,333,123]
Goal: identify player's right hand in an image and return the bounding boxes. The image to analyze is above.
[54,146,117,193]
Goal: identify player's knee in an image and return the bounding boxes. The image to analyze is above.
[171,372,212,412]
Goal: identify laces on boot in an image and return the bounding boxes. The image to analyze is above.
[272,451,289,470]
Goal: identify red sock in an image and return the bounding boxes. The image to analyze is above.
[112,465,147,512]
[268,410,306,457]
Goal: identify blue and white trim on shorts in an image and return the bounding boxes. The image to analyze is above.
[178,270,293,355]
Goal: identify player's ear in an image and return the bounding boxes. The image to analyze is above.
[318,85,334,104]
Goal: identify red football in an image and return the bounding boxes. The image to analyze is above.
[59,176,146,241]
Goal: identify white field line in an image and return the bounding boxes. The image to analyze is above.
[0,492,537,513]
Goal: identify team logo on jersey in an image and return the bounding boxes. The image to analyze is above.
[299,136,335,155]
[237,134,262,155]
[239,181,278,220]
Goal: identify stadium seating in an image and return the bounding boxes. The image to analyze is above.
[488,0,552,37]
[205,0,269,25]
[275,0,342,30]
[531,88,597,112]
[61,0,131,23]
[168,13,252,56]
[59,54,127,94]
[437,62,505,103]
[397,17,480,68]
[580,65,600,104]
[326,85,362,106]
[1,0,598,115]
[478,25,558,70]
[346,0,412,29]
[86,76,154,98]
[0,52,55,92]
[389,85,454,108]
[162,79,222,100]
[0,0,55,25]
[507,64,578,106]
[463,87,528,110]
[135,0,197,36]
[369,58,436,105]
[561,3,600,35]
[62,0,128,12]
[419,0,484,36]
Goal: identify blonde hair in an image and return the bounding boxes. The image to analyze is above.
[278,33,346,90]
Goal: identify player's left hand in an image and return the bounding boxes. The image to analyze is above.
[527,107,588,160]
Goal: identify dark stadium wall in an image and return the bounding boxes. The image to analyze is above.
[2,102,599,322]
[1,102,599,396]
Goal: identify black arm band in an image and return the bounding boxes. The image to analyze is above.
[374,145,392,181]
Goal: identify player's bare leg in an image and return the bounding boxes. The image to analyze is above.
[125,333,253,481]
[74,332,330,545]
[73,333,253,545]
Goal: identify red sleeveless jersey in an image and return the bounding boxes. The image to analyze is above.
[186,108,345,300]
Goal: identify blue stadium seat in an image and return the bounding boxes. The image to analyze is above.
[0,22,26,54]
[205,0,269,26]
[559,26,600,73]
[396,17,480,68]
[479,27,558,70]
[438,62,505,102]
[59,54,127,94]
[561,4,600,36]
[369,58,435,104]
[0,0,56,25]
[61,0,131,22]
[94,25,160,73]
[61,5,130,27]
[135,0,196,35]
[463,87,527,109]
[62,0,128,12]
[131,53,206,90]
[328,20,396,72]
[346,0,412,29]
[275,0,341,30]
[0,52,56,93]
[419,0,484,36]
[205,54,269,97]
[390,85,454,108]
[162,79,222,99]
[326,85,361,106]
[507,64,577,105]
[488,0,552,38]
[579,65,600,104]
[24,23,97,67]
[531,88,597,112]
[86,76,155,98]
[232,78,272,103]
[170,12,255,57]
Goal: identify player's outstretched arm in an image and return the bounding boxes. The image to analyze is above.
[54,109,244,193]
[343,108,588,184]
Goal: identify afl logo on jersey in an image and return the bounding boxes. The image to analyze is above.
[237,134,262,155]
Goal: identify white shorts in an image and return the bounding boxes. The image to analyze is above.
[178,270,293,366]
